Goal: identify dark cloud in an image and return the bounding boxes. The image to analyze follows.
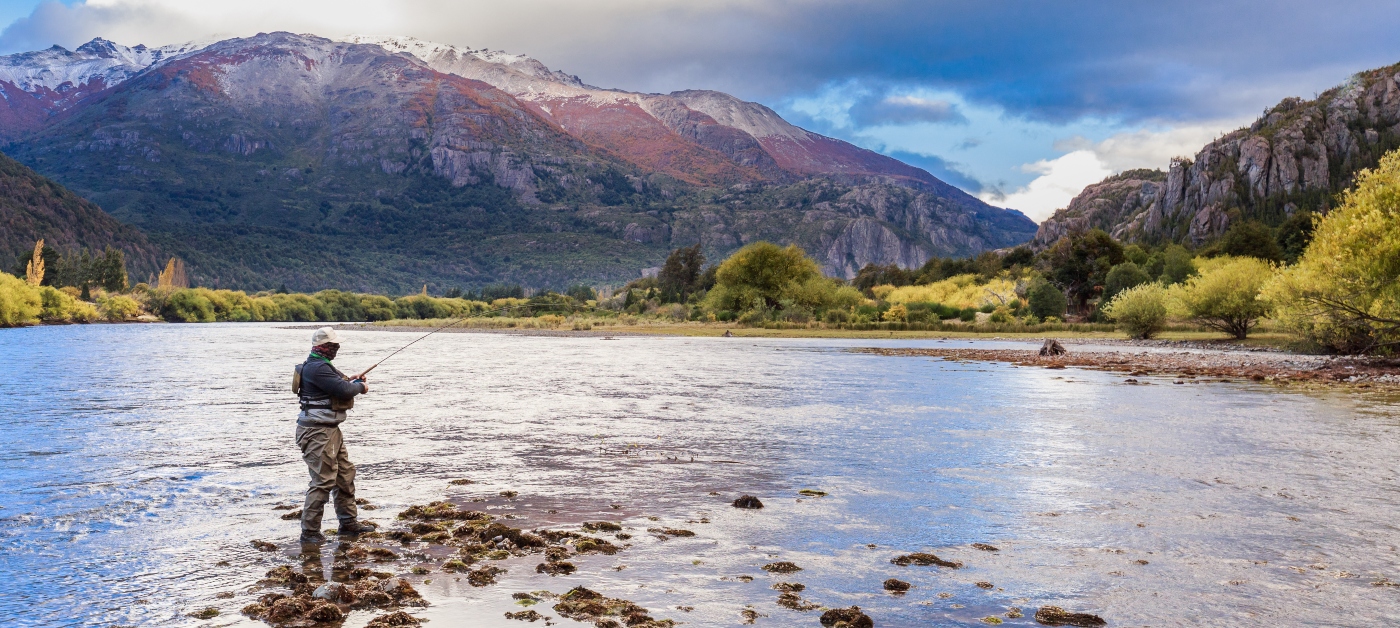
[848,94,966,127]
[2,0,1396,126]
[886,151,985,194]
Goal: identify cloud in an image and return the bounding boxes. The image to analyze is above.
[848,94,965,127]
[980,151,1112,223]
[1052,121,1246,172]
[887,151,983,193]
[1,0,1395,126]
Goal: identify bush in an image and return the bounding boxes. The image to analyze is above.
[162,289,216,323]
[884,275,1017,309]
[1103,283,1169,339]
[706,242,820,312]
[98,294,142,321]
[1217,220,1283,261]
[1027,281,1067,320]
[0,272,42,326]
[1159,245,1196,285]
[1103,262,1152,304]
[39,286,99,322]
[1175,256,1274,339]
[882,304,908,322]
[1266,150,1400,353]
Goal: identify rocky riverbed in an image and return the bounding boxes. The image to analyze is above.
[855,345,1400,387]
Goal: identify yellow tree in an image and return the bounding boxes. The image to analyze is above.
[25,239,44,286]
[157,258,188,289]
[1266,149,1400,353]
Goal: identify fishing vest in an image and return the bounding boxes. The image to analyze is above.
[292,358,355,412]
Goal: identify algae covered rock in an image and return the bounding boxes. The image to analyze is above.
[820,606,873,628]
[890,552,961,568]
[733,495,764,509]
[1033,606,1106,626]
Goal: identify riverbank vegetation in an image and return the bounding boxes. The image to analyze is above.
[2,150,1398,354]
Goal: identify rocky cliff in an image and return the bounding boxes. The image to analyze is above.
[1035,62,1400,248]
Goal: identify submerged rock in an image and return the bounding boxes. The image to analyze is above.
[882,578,911,592]
[772,582,805,592]
[1033,606,1106,627]
[399,501,490,521]
[582,521,622,532]
[505,609,545,621]
[189,607,220,619]
[536,561,577,575]
[251,540,278,552]
[819,606,873,628]
[467,565,506,587]
[776,591,820,611]
[971,543,1000,552]
[552,586,675,627]
[762,561,802,573]
[366,610,422,627]
[890,553,961,568]
[279,509,303,520]
[733,495,764,509]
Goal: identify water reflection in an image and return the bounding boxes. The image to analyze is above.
[1,324,1398,626]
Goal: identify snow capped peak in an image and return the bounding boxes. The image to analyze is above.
[337,34,584,88]
[0,37,205,94]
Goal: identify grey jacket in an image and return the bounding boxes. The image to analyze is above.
[297,355,366,427]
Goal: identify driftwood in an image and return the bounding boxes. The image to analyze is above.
[1039,339,1067,357]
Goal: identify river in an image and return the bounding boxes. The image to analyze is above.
[2,323,1398,627]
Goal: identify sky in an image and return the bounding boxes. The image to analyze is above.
[0,0,1395,222]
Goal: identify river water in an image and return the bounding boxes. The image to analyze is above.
[2,323,1398,627]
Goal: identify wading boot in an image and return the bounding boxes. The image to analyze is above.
[300,529,326,545]
[337,520,377,536]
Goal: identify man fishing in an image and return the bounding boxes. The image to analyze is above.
[294,327,375,544]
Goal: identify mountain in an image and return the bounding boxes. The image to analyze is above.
[1034,62,1400,248]
[0,32,1035,291]
[0,151,161,276]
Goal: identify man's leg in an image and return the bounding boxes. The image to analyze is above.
[330,428,359,528]
[296,425,336,541]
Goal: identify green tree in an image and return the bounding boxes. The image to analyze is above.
[565,284,597,302]
[96,247,128,292]
[1217,220,1283,261]
[1266,150,1400,353]
[706,242,820,311]
[0,271,42,326]
[1275,211,1316,263]
[1103,283,1169,339]
[1158,244,1196,285]
[1026,280,1067,320]
[658,244,706,301]
[1122,244,1149,266]
[1041,229,1124,314]
[1175,256,1274,339]
[1102,262,1152,304]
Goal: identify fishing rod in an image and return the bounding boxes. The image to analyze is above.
[350,302,595,378]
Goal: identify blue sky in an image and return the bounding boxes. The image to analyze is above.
[2,1,1395,221]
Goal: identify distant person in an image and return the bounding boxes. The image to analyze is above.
[293,327,375,544]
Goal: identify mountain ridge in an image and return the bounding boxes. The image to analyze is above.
[0,32,1036,291]
[1035,63,1400,248]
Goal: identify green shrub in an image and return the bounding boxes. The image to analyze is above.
[1027,281,1067,320]
[162,289,216,323]
[0,272,41,326]
[1267,151,1400,353]
[1103,262,1152,303]
[37,286,99,322]
[1103,283,1169,339]
[97,294,142,321]
[1175,256,1274,339]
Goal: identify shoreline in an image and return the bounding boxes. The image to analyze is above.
[855,346,1400,388]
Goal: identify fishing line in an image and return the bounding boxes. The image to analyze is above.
[353,302,599,377]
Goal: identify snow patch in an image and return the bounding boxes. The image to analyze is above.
[0,37,205,94]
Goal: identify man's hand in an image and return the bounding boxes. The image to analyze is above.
[355,379,370,394]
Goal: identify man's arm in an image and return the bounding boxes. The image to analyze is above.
[306,362,366,399]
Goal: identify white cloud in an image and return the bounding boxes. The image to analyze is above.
[979,150,1111,223]
[981,120,1247,222]
[1053,120,1245,172]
